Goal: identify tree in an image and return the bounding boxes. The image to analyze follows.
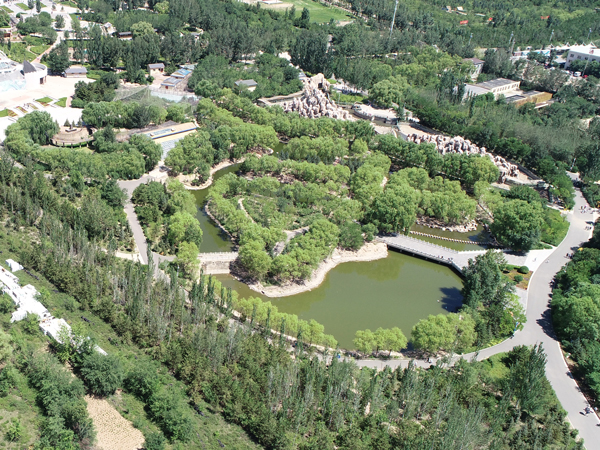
[368,76,409,108]
[353,329,376,354]
[55,14,65,29]
[45,40,70,74]
[78,352,124,397]
[366,182,419,234]
[35,0,41,13]
[154,1,169,14]
[412,313,476,353]
[491,199,544,251]
[131,21,155,37]
[176,241,199,277]
[291,29,331,76]
[374,327,407,356]
[239,239,272,280]
[168,211,203,248]
[338,221,363,250]
[462,250,511,309]
[504,344,549,415]
[16,110,59,145]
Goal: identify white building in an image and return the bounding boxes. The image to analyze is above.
[464,78,521,100]
[565,44,599,68]
[0,262,106,354]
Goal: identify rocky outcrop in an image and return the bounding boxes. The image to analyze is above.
[282,74,350,120]
[406,134,519,183]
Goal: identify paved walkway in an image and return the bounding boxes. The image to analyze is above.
[360,187,600,448]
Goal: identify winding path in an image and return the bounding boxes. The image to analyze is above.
[357,186,600,448]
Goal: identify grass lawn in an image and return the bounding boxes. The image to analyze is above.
[30,45,50,55]
[35,97,54,104]
[55,97,67,107]
[59,0,78,6]
[264,0,352,23]
[0,109,8,117]
[16,2,31,9]
[1,5,12,12]
[0,43,37,63]
[503,268,532,289]
[86,69,105,80]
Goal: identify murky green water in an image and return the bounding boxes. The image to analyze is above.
[192,145,464,349]
[214,252,463,348]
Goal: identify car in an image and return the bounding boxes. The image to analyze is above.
[574,71,582,77]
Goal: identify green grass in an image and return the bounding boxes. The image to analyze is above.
[55,97,67,107]
[263,0,352,23]
[86,69,105,80]
[477,353,510,383]
[541,208,570,246]
[35,96,53,104]
[30,44,50,56]
[1,5,13,12]
[59,0,77,6]
[16,2,31,10]
[23,35,45,46]
[0,43,36,63]
[0,109,8,117]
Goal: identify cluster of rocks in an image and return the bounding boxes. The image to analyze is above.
[406,134,519,182]
[282,77,350,120]
[416,216,478,233]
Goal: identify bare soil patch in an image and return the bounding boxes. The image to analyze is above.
[85,394,145,450]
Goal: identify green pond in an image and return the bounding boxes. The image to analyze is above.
[192,148,464,349]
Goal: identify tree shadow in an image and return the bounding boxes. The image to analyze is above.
[536,308,558,340]
[439,286,463,312]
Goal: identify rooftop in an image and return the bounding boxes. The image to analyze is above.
[568,44,598,54]
[463,57,484,65]
[65,66,87,74]
[171,68,192,78]
[476,78,519,90]
[161,77,183,86]
[148,63,165,69]
[235,79,258,87]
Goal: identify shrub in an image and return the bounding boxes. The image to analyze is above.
[78,352,124,397]
[144,432,166,450]
[0,293,14,314]
[518,266,529,274]
[514,274,524,283]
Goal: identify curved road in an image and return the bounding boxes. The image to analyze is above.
[357,187,600,448]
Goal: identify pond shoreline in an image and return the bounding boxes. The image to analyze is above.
[180,158,244,190]
[247,242,389,298]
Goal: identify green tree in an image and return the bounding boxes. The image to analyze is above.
[374,327,407,356]
[131,21,155,37]
[504,344,549,415]
[175,241,199,277]
[168,211,203,249]
[239,239,272,281]
[55,14,65,29]
[368,76,409,108]
[45,40,70,74]
[491,200,544,251]
[353,329,377,354]
[0,329,13,363]
[78,352,124,397]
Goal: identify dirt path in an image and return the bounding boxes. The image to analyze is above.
[85,395,145,450]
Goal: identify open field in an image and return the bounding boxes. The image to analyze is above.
[1,5,12,12]
[261,0,352,22]
[16,2,31,10]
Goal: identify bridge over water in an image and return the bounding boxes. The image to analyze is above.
[198,252,238,274]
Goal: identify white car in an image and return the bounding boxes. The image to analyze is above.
[574,71,582,77]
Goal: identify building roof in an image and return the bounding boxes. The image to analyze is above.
[65,66,87,74]
[475,78,518,90]
[235,79,258,87]
[567,44,598,55]
[463,57,484,65]
[171,68,192,78]
[22,59,36,74]
[161,77,183,86]
[148,63,165,69]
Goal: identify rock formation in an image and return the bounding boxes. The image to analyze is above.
[406,134,519,183]
[282,74,350,120]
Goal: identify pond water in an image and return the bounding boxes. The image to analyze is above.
[192,146,464,349]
